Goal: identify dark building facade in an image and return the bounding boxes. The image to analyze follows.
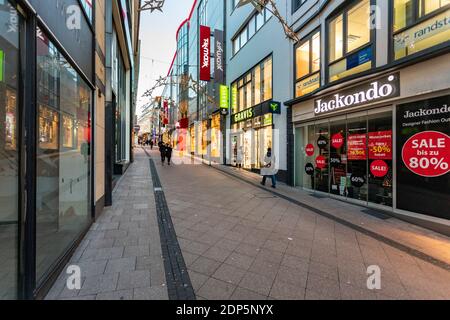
[0,0,140,300]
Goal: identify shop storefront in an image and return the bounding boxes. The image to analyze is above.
[293,68,450,228]
[0,0,95,299]
[230,101,277,170]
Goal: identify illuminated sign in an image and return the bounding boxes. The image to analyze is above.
[219,85,229,115]
[0,50,4,82]
[199,25,211,81]
[233,107,255,124]
[314,73,400,115]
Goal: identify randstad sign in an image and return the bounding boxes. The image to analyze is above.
[314,73,400,115]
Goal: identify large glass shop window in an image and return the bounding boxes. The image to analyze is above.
[299,111,393,208]
[396,95,450,220]
[36,31,91,283]
[0,0,20,299]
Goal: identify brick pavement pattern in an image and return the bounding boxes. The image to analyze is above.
[153,149,450,300]
[46,148,168,300]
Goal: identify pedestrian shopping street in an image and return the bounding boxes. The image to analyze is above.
[47,148,450,300]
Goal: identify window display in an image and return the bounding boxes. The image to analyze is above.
[297,110,393,208]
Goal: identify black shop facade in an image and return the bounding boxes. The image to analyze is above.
[289,69,450,234]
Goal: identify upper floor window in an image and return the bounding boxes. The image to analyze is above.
[232,8,273,55]
[80,0,93,23]
[231,56,273,114]
[393,0,450,60]
[293,0,307,13]
[295,31,320,97]
[328,0,372,82]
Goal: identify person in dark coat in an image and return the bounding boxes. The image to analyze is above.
[165,143,173,166]
[159,141,166,165]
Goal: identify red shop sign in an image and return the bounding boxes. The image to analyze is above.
[369,130,392,160]
[316,155,327,169]
[305,144,315,156]
[370,160,389,177]
[347,134,367,160]
[402,131,450,177]
[199,25,211,81]
[331,133,344,149]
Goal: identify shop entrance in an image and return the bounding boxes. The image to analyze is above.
[230,125,273,170]
[296,107,393,209]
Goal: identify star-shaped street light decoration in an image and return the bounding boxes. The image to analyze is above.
[140,0,165,12]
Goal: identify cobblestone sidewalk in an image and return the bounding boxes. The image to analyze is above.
[45,148,168,300]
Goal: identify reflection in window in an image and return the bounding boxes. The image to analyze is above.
[347,0,371,52]
[0,1,20,299]
[329,15,343,62]
[295,31,321,97]
[328,0,372,82]
[36,31,91,283]
[393,0,450,59]
[263,58,273,102]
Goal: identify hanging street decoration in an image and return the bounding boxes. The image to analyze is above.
[140,0,165,12]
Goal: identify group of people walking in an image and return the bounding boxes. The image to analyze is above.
[139,137,154,149]
[158,141,173,166]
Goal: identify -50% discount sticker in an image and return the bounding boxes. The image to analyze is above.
[402,131,450,177]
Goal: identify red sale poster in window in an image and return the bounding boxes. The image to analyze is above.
[369,130,392,160]
[347,134,367,160]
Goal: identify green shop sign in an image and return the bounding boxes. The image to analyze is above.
[219,85,229,115]
[231,85,238,111]
[233,107,255,124]
[231,100,282,125]
[0,50,4,82]
[269,101,281,114]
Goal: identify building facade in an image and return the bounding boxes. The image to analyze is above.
[225,1,291,182]
[286,0,450,233]
[161,0,227,163]
[0,0,140,300]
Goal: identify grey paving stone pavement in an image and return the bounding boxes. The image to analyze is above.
[46,148,450,300]
[152,149,450,300]
[45,148,168,300]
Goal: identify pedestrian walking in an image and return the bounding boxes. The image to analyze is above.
[165,143,173,166]
[260,147,277,188]
[236,146,243,169]
[159,141,166,165]
[150,140,154,150]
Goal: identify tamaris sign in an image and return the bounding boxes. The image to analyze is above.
[199,25,211,81]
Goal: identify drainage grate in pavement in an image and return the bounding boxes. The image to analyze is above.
[310,193,327,199]
[143,148,196,300]
[254,193,278,199]
[361,209,391,220]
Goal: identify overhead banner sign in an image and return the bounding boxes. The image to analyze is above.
[214,29,225,84]
[199,25,211,81]
[314,73,400,115]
